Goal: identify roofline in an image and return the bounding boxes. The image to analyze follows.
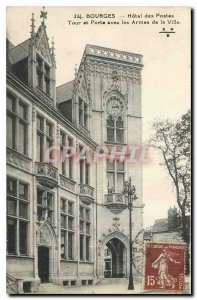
[56,79,75,89]
[9,38,30,51]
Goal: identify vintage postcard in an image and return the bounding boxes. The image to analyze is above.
[6,6,191,294]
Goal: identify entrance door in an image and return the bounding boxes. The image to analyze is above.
[104,238,126,278]
[38,246,49,283]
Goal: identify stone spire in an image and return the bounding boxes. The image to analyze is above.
[30,13,36,36]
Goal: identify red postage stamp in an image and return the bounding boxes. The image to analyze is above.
[144,242,185,291]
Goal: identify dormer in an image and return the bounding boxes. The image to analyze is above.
[56,65,91,137]
[28,9,56,104]
[8,8,56,105]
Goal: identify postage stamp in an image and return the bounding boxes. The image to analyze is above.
[144,242,185,291]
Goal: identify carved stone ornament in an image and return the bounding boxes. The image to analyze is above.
[7,148,31,171]
[37,33,51,63]
[37,226,50,246]
[106,96,124,120]
[60,174,76,192]
[86,45,142,64]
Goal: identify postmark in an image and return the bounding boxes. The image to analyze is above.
[144,242,185,291]
[132,229,144,275]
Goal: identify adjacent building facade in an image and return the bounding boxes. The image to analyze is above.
[144,207,189,243]
[6,10,143,293]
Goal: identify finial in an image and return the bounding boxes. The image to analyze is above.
[30,13,36,36]
[50,36,55,55]
[74,64,78,79]
[40,6,47,26]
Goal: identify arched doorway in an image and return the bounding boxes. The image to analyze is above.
[104,238,127,278]
[36,220,58,283]
[99,231,130,279]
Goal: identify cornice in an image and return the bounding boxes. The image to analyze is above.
[85,44,143,67]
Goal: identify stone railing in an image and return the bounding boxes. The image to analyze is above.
[7,147,31,172]
[6,273,23,294]
[60,174,76,193]
[79,184,95,205]
[79,184,94,198]
[35,162,58,188]
[105,193,127,204]
[85,44,143,64]
[104,193,128,214]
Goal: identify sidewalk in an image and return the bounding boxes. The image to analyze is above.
[36,282,143,294]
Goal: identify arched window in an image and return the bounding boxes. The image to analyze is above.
[106,96,124,143]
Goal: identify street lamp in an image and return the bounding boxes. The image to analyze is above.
[123,177,138,290]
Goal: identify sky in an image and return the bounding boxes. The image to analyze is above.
[6,6,191,228]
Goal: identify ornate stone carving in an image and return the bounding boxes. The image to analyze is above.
[37,226,50,246]
[85,58,141,84]
[7,148,31,171]
[86,45,142,64]
[106,96,124,120]
[112,216,120,231]
[130,70,142,84]
[35,162,58,188]
[79,184,94,198]
[104,193,127,214]
[79,184,95,205]
[60,174,76,192]
[111,70,119,83]
[37,34,51,63]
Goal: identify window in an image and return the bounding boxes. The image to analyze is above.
[79,205,91,261]
[79,146,90,185]
[78,98,88,129]
[36,54,51,96]
[68,137,73,179]
[107,115,124,143]
[7,177,29,255]
[79,98,83,126]
[37,189,54,224]
[84,103,88,128]
[61,199,74,260]
[107,160,125,193]
[60,132,73,179]
[6,92,29,155]
[60,131,66,175]
[36,114,54,163]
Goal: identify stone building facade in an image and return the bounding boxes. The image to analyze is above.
[6,10,143,293]
[144,207,189,243]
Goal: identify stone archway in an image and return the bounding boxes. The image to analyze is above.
[36,220,58,283]
[98,231,130,279]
